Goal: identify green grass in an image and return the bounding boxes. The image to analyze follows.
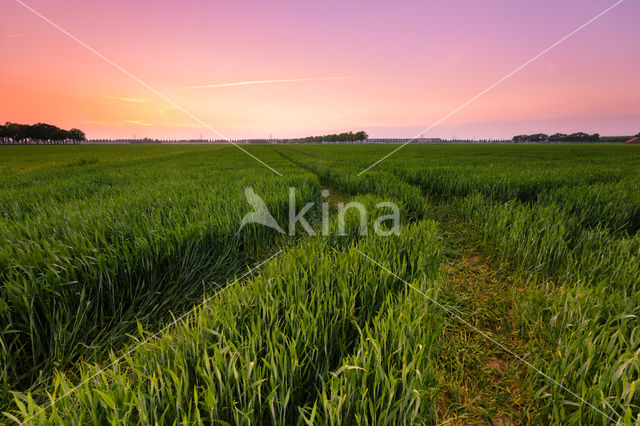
[0,145,223,175]
[279,143,640,423]
[1,143,639,424]
[0,147,318,409]
[12,203,444,424]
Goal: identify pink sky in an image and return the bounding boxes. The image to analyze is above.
[1,0,639,139]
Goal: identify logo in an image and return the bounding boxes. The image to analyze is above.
[238,187,286,234]
[238,187,400,236]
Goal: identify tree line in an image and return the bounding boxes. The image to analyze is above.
[599,134,640,143]
[0,122,86,143]
[297,131,368,143]
[512,132,601,142]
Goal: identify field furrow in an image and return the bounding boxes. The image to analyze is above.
[2,144,639,425]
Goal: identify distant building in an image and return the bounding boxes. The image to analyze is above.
[625,136,640,144]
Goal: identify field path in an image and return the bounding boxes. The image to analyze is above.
[431,201,536,425]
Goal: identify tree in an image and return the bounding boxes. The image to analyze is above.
[528,133,548,142]
[566,132,589,142]
[549,133,567,141]
[297,130,368,143]
[517,132,600,143]
[0,122,86,143]
[4,122,28,141]
[354,131,368,141]
[29,123,62,140]
[68,128,86,141]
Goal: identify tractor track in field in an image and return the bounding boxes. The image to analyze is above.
[430,201,536,425]
[274,150,538,422]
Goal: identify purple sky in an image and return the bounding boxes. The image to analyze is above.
[1,0,639,138]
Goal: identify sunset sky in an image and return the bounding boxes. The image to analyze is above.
[1,0,639,139]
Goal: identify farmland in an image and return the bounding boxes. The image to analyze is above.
[1,144,639,424]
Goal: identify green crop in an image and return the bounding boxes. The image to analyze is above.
[2,143,640,424]
[0,147,318,408]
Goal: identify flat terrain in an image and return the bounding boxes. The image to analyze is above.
[1,144,639,424]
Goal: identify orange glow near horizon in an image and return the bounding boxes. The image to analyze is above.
[1,0,639,139]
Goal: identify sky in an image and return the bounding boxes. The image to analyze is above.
[1,0,639,139]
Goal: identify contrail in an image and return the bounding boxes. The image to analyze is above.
[184,76,358,89]
[106,96,151,103]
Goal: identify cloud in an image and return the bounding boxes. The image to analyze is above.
[183,76,359,90]
[159,105,179,117]
[6,34,24,38]
[106,95,151,103]
[124,120,153,126]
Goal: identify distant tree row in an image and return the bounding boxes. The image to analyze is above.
[297,131,368,143]
[0,122,86,142]
[512,132,601,142]
[599,134,638,143]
